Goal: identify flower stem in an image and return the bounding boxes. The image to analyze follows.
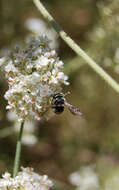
[13,121,24,177]
[33,0,119,94]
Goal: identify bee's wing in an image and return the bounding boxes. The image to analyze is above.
[64,101,82,116]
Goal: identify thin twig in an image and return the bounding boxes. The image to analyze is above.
[33,0,119,94]
[13,121,24,177]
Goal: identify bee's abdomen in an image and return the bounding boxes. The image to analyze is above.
[51,94,65,114]
[54,106,64,114]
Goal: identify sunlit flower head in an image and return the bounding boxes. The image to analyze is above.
[4,35,69,122]
[0,167,53,190]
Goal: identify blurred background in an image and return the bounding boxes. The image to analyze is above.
[0,0,119,189]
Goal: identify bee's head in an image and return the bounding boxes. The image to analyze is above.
[51,91,70,98]
[51,92,63,98]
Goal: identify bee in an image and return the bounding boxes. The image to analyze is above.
[40,92,82,122]
[51,92,82,116]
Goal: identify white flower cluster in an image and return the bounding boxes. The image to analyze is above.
[69,165,100,190]
[0,167,53,190]
[4,35,69,122]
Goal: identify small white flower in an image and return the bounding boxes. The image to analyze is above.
[57,60,64,67]
[40,84,52,97]
[26,63,33,73]
[41,74,49,82]
[2,172,11,179]
[57,72,65,79]
[35,103,42,112]
[36,56,50,68]
[5,60,18,73]
[32,72,41,82]
[49,76,58,84]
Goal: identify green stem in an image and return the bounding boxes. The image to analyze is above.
[13,121,24,177]
[33,0,119,94]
